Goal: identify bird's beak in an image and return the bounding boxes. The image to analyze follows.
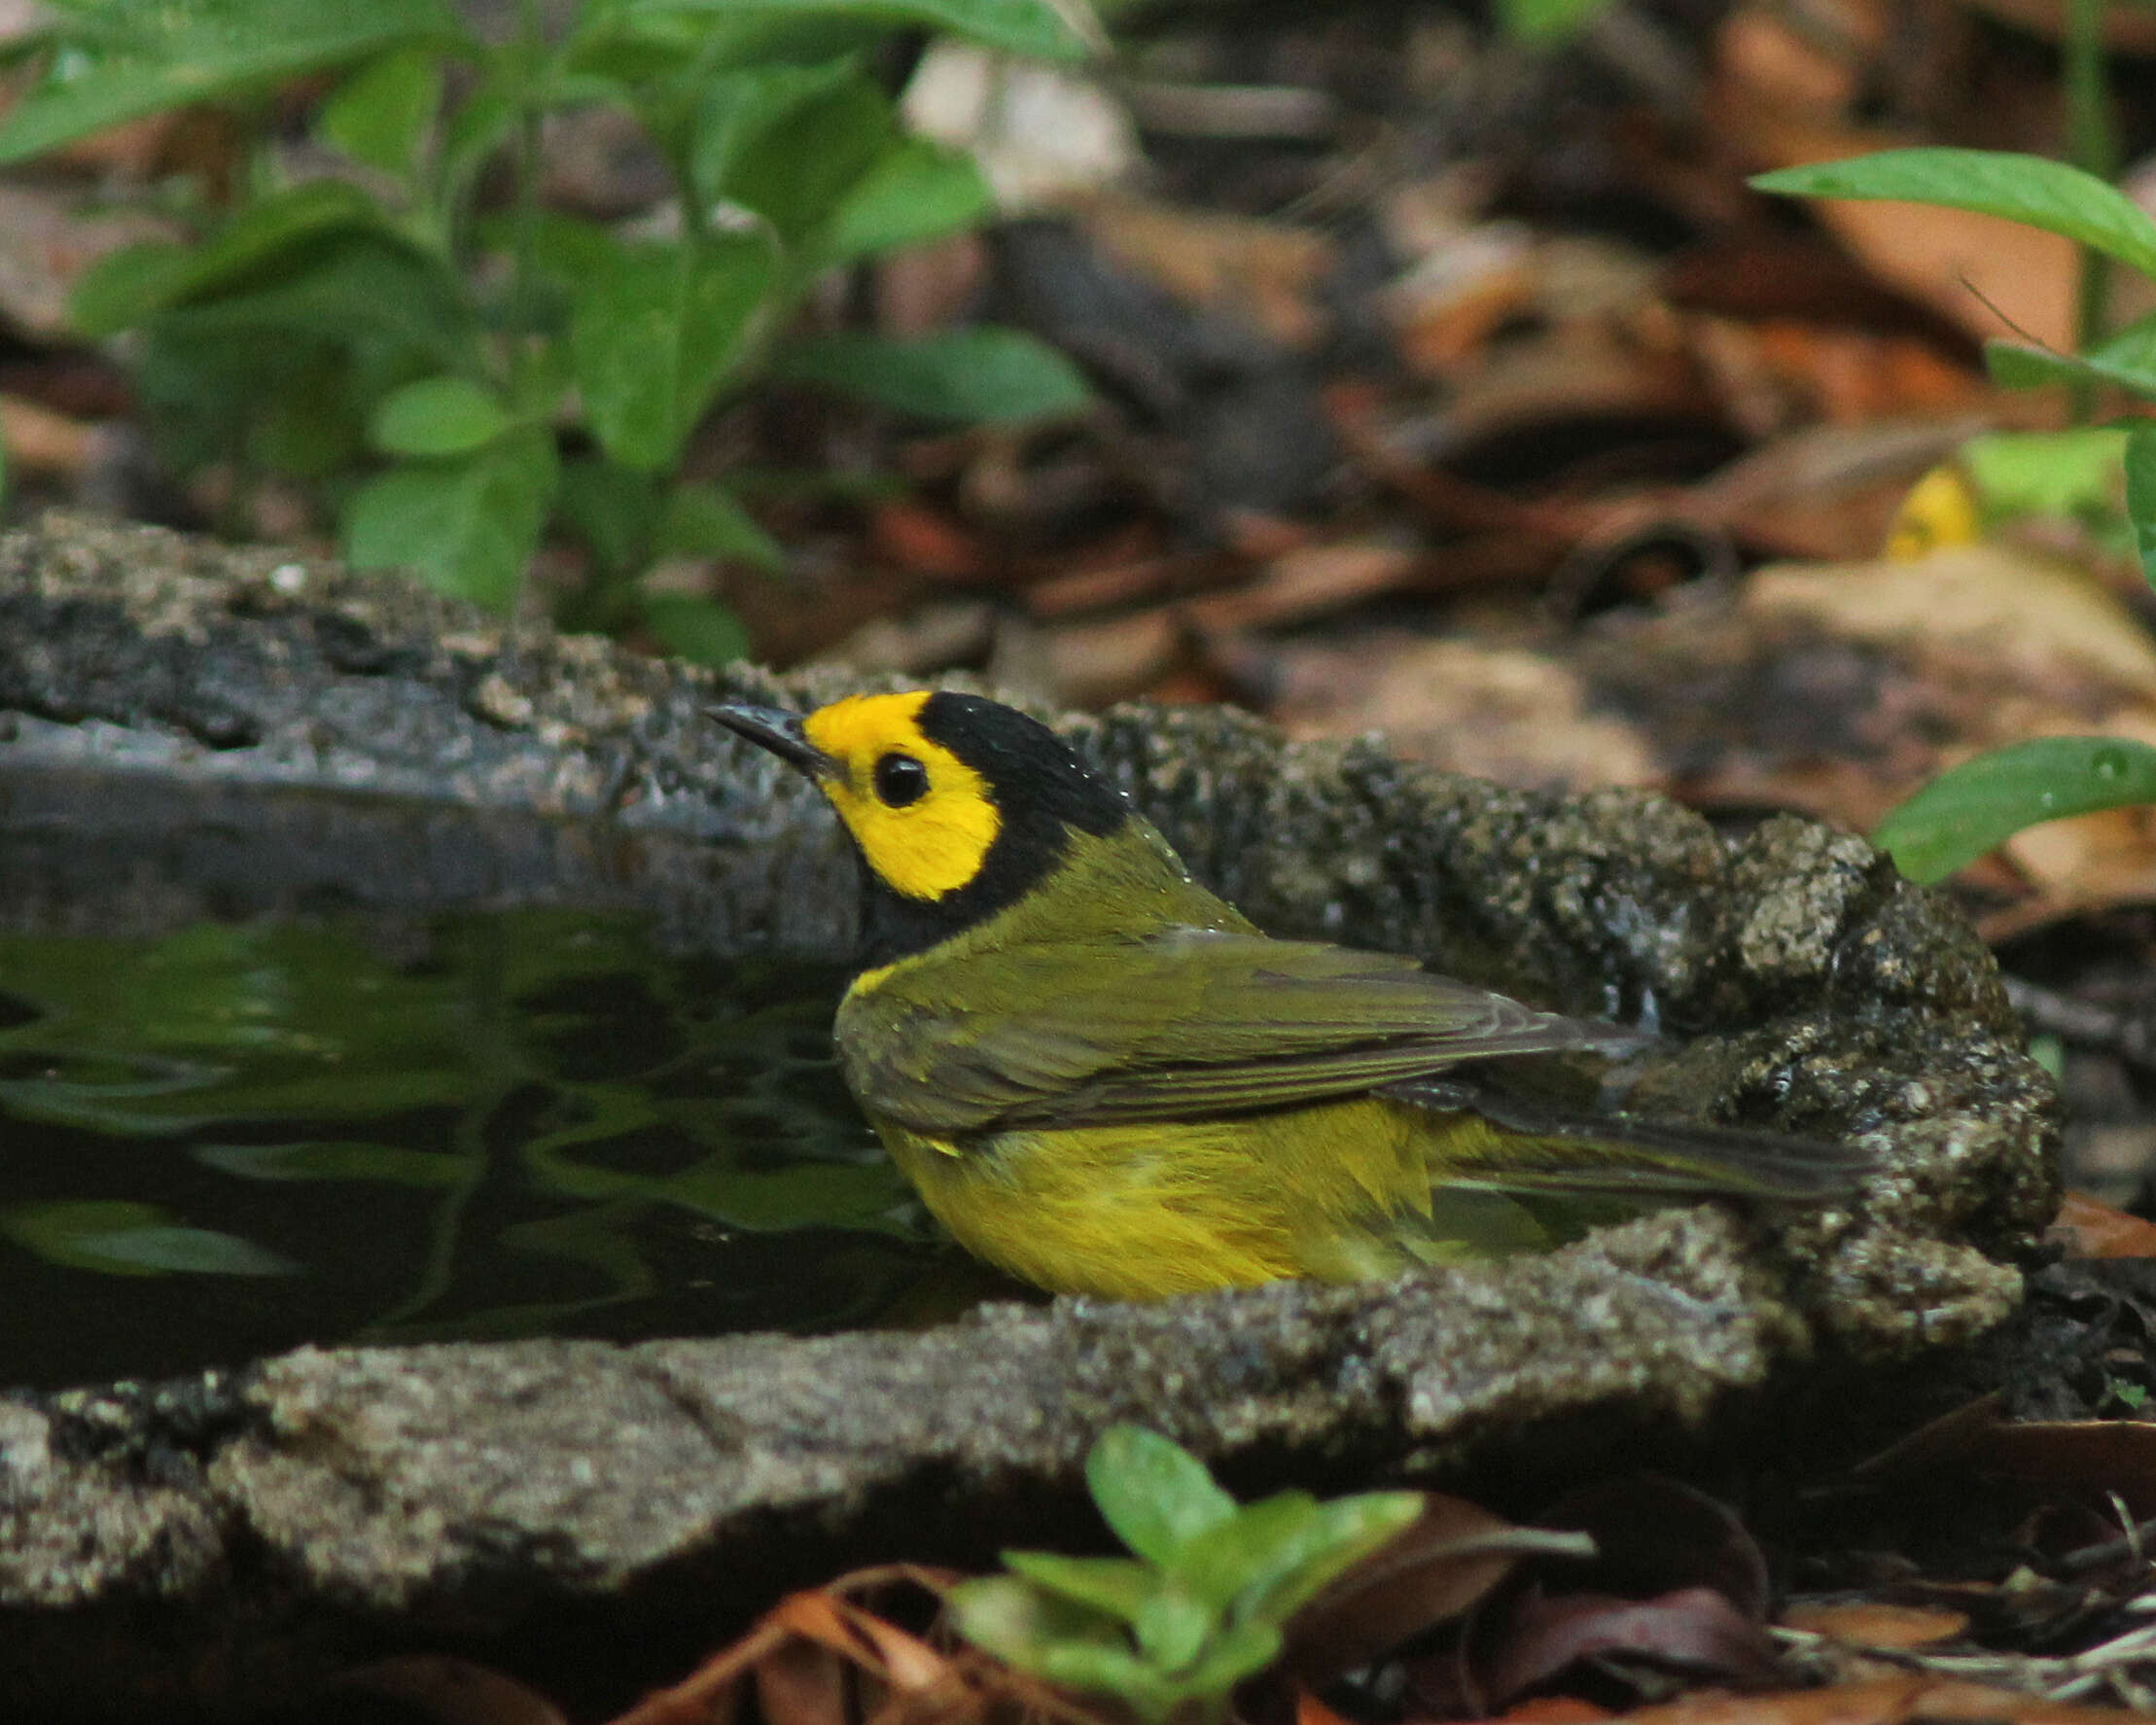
[709,704,836,780]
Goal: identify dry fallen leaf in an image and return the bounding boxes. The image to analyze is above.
[2048,1192,2156,1260]
[1778,1601,1970,1650]
[1285,1492,1597,1682]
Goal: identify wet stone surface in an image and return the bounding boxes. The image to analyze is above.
[0,514,2059,1719]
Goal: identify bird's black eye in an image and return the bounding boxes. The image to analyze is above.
[872,752,930,807]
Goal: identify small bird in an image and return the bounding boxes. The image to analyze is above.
[712,690,1867,1300]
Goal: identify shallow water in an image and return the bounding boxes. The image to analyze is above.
[0,907,959,1390]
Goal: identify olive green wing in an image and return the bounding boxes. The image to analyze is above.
[836,926,1642,1134]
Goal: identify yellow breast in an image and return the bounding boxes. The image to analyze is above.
[870,1098,1509,1299]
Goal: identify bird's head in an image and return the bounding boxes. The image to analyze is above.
[713,690,1131,957]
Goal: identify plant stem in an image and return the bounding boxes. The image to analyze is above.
[2066,0,2116,418]
[508,0,547,406]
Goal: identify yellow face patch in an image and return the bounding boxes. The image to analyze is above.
[802,692,1001,901]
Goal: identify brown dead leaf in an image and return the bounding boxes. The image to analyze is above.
[1494,1699,1617,1723]
[1471,1585,1786,1709]
[1255,634,1662,792]
[1285,1494,1596,1682]
[1777,1602,1969,1650]
[870,501,991,583]
[2048,1191,2156,1260]
[1078,194,1336,352]
[1451,1478,1781,1711]
[1856,1395,2156,1521]
[606,1567,985,1725]
[337,1656,572,1725]
[1612,1674,2150,1725]
[1,394,97,478]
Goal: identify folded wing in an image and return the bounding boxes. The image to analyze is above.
[839,927,1644,1134]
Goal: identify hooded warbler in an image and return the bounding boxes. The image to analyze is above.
[712,690,1866,1300]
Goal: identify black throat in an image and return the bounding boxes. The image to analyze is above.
[852,695,1129,968]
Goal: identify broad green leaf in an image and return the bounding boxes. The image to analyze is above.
[73,1224,301,1276]
[440,73,517,207]
[1752,149,2156,281]
[818,138,992,264]
[947,1574,1125,1672]
[1035,1642,1181,1725]
[1086,1426,1237,1567]
[194,1140,468,1186]
[2128,422,2156,587]
[69,179,388,334]
[317,46,443,179]
[1173,1617,1285,1703]
[1174,1491,1320,1611]
[570,232,776,470]
[0,1200,298,1277]
[146,237,470,361]
[341,427,558,609]
[1495,0,1613,41]
[1871,736,2156,883]
[557,458,662,577]
[715,71,894,244]
[1959,427,2127,520]
[0,0,473,165]
[772,328,1091,422]
[636,590,750,667]
[660,480,784,571]
[1130,1581,1213,1671]
[518,211,622,289]
[1002,1551,1157,1623]
[371,375,514,456]
[1987,314,2156,399]
[1239,1491,1426,1622]
[686,56,864,214]
[603,0,1093,61]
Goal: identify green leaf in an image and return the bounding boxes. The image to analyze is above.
[1495,0,1613,42]
[557,458,662,578]
[440,73,518,207]
[947,1574,1126,1674]
[194,1140,468,1186]
[818,138,993,264]
[1871,736,2156,883]
[714,70,895,244]
[1174,1617,1285,1702]
[1238,1491,1425,1622]
[2128,422,2156,587]
[1130,1581,1214,1671]
[0,0,473,165]
[371,375,514,456]
[1175,1491,1321,1611]
[341,427,558,609]
[1959,427,2127,520]
[0,1200,298,1277]
[1086,1426,1238,1567]
[686,56,864,214]
[660,480,784,571]
[317,45,443,179]
[1001,1551,1157,1623]
[69,179,389,334]
[772,328,1091,423]
[1035,1642,1182,1725]
[1752,149,2156,281]
[570,232,776,471]
[603,0,1093,62]
[1987,313,2156,400]
[636,590,750,667]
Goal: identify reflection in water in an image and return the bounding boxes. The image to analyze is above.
[0,909,975,1389]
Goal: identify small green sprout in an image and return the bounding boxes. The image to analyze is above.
[949,1425,1424,1725]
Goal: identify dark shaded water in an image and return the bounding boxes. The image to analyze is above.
[0,906,959,1389]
